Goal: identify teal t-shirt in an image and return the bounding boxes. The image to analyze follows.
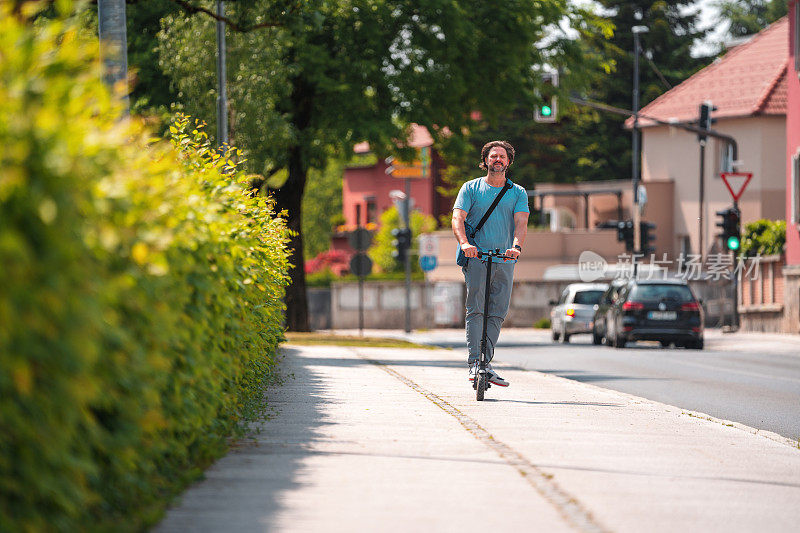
[453,177,529,256]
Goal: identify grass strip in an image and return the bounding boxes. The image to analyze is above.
[283,332,439,349]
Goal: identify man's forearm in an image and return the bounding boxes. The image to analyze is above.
[452,214,469,245]
[512,220,527,249]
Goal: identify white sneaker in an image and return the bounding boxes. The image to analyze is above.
[486,364,509,387]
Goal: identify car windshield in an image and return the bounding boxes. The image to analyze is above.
[573,290,604,305]
[631,284,694,302]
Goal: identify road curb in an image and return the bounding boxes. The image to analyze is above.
[497,361,800,451]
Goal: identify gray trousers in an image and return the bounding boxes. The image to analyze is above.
[462,257,515,365]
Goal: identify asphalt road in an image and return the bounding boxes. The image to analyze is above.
[366,329,800,441]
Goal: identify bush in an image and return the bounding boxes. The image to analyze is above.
[369,206,437,273]
[740,219,785,257]
[305,249,350,275]
[533,317,551,329]
[0,6,289,531]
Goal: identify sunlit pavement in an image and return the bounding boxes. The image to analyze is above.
[333,327,800,440]
[157,342,800,532]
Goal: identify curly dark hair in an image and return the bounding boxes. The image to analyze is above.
[479,140,515,170]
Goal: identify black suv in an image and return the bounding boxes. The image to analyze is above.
[602,279,704,349]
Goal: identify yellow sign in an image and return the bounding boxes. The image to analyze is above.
[388,147,431,179]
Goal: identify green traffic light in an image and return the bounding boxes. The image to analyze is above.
[727,236,740,251]
[541,105,552,116]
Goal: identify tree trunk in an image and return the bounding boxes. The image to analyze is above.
[271,146,309,331]
[97,0,129,113]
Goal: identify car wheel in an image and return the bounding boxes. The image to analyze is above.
[592,329,602,345]
[613,332,626,348]
[561,325,570,343]
[659,340,670,348]
[552,329,560,342]
[689,339,704,350]
[604,330,613,346]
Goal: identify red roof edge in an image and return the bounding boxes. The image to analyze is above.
[754,62,788,114]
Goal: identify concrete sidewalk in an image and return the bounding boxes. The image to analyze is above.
[156,344,800,532]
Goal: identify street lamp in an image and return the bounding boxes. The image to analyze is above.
[632,25,649,258]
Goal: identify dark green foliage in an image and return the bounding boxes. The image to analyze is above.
[740,219,786,257]
[442,1,710,192]
[714,0,788,38]
[302,159,345,258]
[0,7,290,531]
[126,0,181,115]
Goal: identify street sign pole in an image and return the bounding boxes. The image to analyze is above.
[358,267,364,336]
[348,228,373,336]
[720,171,751,331]
[404,177,412,334]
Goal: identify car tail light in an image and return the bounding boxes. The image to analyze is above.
[565,308,575,317]
[623,325,633,332]
[622,301,644,311]
[692,327,701,333]
[681,302,700,311]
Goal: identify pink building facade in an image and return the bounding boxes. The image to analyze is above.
[784,1,800,332]
[787,1,800,265]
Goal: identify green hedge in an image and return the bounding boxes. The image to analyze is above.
[740,219,786,257]
[0,6,289,531]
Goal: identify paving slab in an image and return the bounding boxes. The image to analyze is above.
[157,344,800,533]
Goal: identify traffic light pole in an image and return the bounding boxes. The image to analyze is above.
[632,29,643,264]
[731,200,740,330]
[699,139,706,263]
[404,177,412,333]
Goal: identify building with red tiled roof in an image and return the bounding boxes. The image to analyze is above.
[783,1,800,333]
[626,17,788,262]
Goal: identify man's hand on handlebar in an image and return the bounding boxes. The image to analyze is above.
[461,242,479,258]
[504,248,520,261]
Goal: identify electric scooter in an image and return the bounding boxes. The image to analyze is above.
[473,249,515,401]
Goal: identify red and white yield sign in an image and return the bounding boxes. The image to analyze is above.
[720,172,753,202]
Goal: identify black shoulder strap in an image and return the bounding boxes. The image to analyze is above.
[469,180,512,238]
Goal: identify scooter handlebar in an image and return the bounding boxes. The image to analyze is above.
[477,249,516,262]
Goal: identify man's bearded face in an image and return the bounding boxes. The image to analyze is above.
[486,147,509,172]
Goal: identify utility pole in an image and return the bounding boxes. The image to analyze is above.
[97,0,129,114]
[215,1,229,146]
[632,26,648,274]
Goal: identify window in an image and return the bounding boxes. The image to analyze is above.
[631,284,695,303]
[573,290,605,305]
[355,204,362,227]
[715,140,734,175]
[792,152,800,225]
[365,196,377,224]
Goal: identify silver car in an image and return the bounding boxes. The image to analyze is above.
[550,283,609,343]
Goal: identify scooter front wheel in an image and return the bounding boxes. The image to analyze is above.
[476,373,488,401]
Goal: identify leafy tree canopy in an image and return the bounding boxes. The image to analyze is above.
[148,0,613,329]
[442,0,711,194]
[713,0,787,39]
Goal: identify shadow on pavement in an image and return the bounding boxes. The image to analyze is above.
[535,462,800,490]
[483,399,627,407]
[534,369,668,383]
[156,347,331,532]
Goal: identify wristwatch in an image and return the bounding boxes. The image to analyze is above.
[513,244,522,252]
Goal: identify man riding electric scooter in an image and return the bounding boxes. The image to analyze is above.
[452,141,529,393]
